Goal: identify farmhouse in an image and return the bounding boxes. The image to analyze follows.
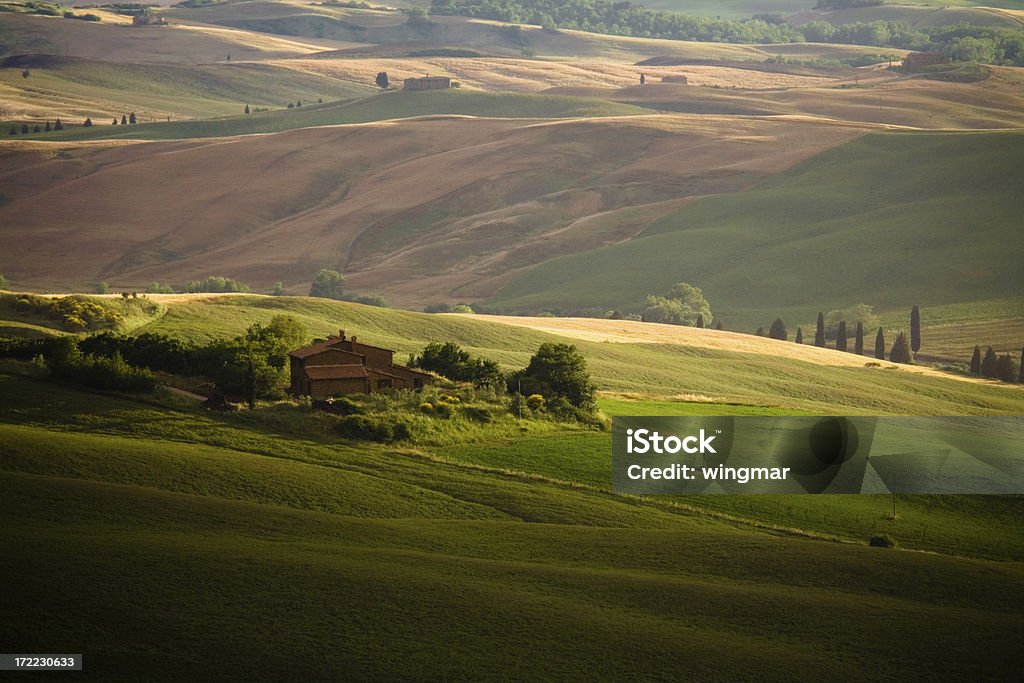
[661,75,688,84]
[404,76,452,91]
[288,331,434,398]
[903,52,947,71]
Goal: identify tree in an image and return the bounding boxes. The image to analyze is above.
[22,69,30,79]
[890,331,913,364]
[642,282,712,327]
[45,121,51,132]
[0,274,8,290]
[695,313,704,329]
[95,282,109,294]
[7,127,14,136]
[995,354,1018,383]
[83,118,92,127]
[244,104,250,114]
[825,304,877,341]
[640,73,646,85]
[836,321,847,352]
[910,305,921,354]
[112,118,118,125]
[875,328,885,360]
[768,318,787,341]
[121,114,128,125]
[795,327,803,344]
[1019,347,1024,384]
[129,112,137,124]
[21,124,28,134]
[33,124,40,133]
[271,281,285,296]
[755,327,765,336]
[970,345,982,375]
[980,347,998,378]
[309,268,345,300]
[508,343,596,413]
[411,342,502,387]
[376,71,390,89]
[54,118,63,130]
[815,312,825,347]
[854,321,864,355]
[715,321,723,331]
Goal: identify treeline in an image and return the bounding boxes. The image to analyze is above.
[429,0,1024,65]
[0,315,308,404]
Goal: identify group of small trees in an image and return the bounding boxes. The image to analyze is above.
[641,283,713,327]
[8,119,62,136]
[969,345,1021,383]
[764,304,918,365]
[409,342,503,388]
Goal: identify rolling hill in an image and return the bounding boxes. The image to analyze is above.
[487,130,1024,326]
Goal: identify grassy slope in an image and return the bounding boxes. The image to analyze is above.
[1,370,1023,679]
[488,131,1024,327]
[25,89,655,141]
[644,1,1024,16]
[0,58,374,121]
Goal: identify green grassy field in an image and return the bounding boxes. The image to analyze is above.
[644,0,1024,16]
[2,364,1023,679]
[24,89,655,141]
[487,131,1024,329]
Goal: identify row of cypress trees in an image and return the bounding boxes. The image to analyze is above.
[969,346,1022,383]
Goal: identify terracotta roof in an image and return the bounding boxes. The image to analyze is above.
[289,341,363,361]
[304,365,368,381]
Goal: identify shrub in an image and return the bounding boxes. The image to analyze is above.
[336,414,407,442]
[869,535,896,548]
[419,402,434,414]
[526,394,546,411]
[461,406,494,423]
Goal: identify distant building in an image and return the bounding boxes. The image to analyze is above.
[403,76,452,91]
[902,52,946,71]
[288,330,434,398]
[661,75,688,84]
[132,12,168,26]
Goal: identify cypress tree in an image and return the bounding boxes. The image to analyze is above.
[910,305,921,354]
[112,118,118,125]
[45,121,51,132]
[769,318,787,341]
[854,321,864,355]
[795,327,803,344]
[890,331,912,364]
[695,313,704,329]
[970,346,982,375]
[121,114,127,125]
[814,312,825,347]
[755,326,765,337]
[244,104,250,114]
[21,123,28,134]
[8,126,15,136]
[995,354,1018,383]
[836,321,847,352]
[874,328,885,360]
[54,118,63,130]
[1019,347,1024,383]
[129,112,137,124]
[980,347,998,378]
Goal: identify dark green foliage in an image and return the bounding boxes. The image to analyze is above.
[79,332,196,376]
[411,342,502,387]
[768,318,787,341]
[423,303,453,313]
[890,331,913,364]
[349,294,387,308]
[995,354,1018,383]
[244,104,250,114]
[312,397,364,416]
[875,328,886,361]
[121,114,128,125]
[980,347,998,378]
[129,112,137,124]
[695,313,704,329]
[83,118,93,127]
[309,268,345,300]
[47,338,156,392]
[271,282,285,296]
[336,414,410,442]
[432,0,1024,66]
[815,312,825,348]
[1019,348,1024,384]
[0,274,8,290]
[794,327,803,344]
[507,342,596,414]
[970,346,982,375]
[855,321,864,356]
[375,71,390,89]
[9,127,16,136]
[755,327,765,337]
[45,121,50,132]
[910,305,921,354]
[146,282,175,294]
[184,276,250,294]
[836,321,847,352]
[816,0,883,8]
[642,282,712,327]
[54,119,63,130]
[21,123,28,134]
